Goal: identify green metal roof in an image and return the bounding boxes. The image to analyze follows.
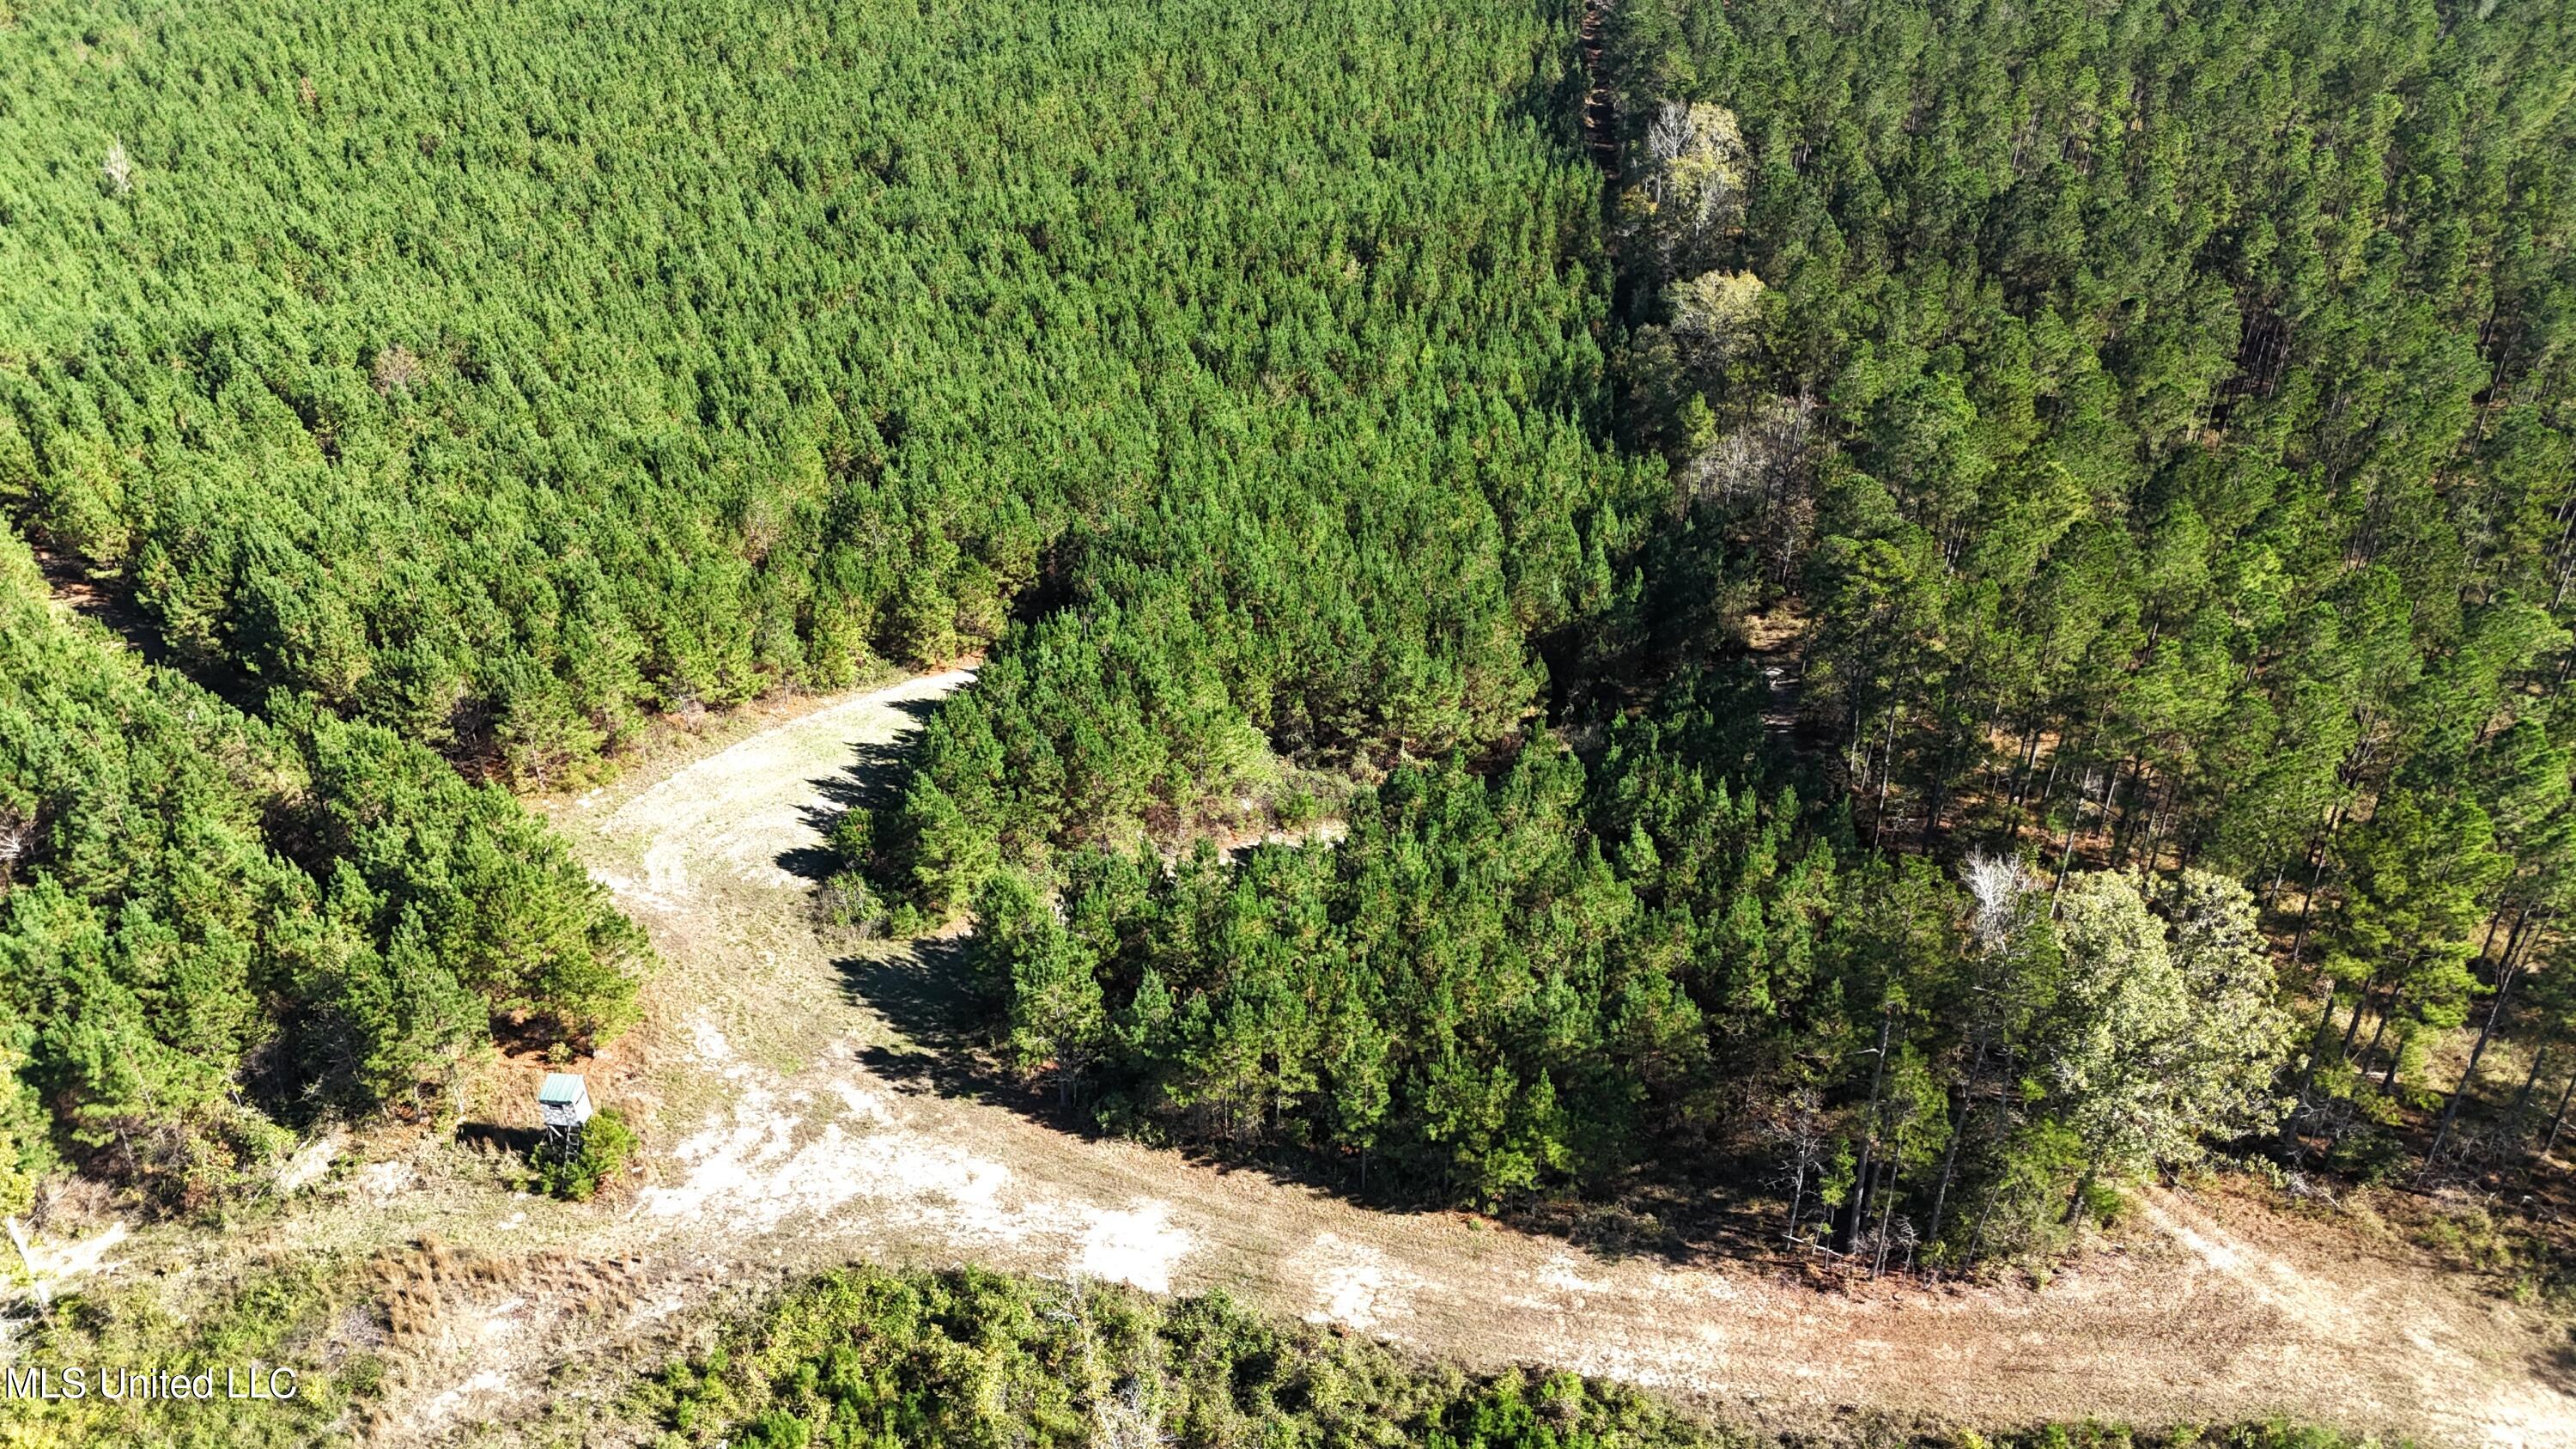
[538,1072,588,1105]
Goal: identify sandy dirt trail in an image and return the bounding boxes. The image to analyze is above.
[341,672,2571,1446]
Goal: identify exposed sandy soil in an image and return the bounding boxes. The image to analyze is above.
[72,672,2568,1446]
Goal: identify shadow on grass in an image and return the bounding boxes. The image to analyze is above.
[454,1121,542,1158]
[833,934,1788,1270]
[839,936,983,1054]
[836,937,1117,1143]
[774,696,943,882]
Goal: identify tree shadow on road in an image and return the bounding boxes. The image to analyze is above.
[774,696,942,882]
[832,934,1785,1271]
[838,936,981,1053]
[835,936,1109,1141]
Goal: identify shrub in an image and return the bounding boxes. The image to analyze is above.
[532,1107,637,1202]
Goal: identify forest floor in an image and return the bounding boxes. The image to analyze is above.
[49,671,2576,1446]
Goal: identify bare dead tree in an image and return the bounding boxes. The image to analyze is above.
[101,140,135,197]
[370,344,425,396]
[1964,850,2030,951]
[0,807,27,898]
[1762,1087,1829,1250]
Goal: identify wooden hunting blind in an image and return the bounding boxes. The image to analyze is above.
[538,1072,592,1160]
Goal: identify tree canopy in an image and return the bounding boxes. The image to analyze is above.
[866,0,2576,1256]
[0,523,644,1205]
[6,0,2575,1251]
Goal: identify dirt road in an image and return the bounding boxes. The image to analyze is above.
[339,672,2573,1445]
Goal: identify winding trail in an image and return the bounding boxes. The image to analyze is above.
[353,673,2573,1445]
[1579,0,1618,171]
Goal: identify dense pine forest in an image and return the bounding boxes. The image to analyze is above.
[3,0,2574,1295]
[0,523,642,1208]
[850,0,2576,1270]
[0,0,1637,785]
[0,0,1644,1203]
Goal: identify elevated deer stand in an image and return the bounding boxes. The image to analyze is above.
[538,1072,593,1166]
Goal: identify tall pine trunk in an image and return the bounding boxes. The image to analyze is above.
[2427,953,2524,1168]
[1924,1049,1982,1263]
[2281,985,2343,1158]
[2547,1068,2576,1158]
[1838,1005,1897,1255]
[2515,1045,2551,1122]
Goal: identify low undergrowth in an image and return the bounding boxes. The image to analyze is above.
[639,1264,2394,1449]
[0,1249,370,1447]
[642,1264,1745,1448]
